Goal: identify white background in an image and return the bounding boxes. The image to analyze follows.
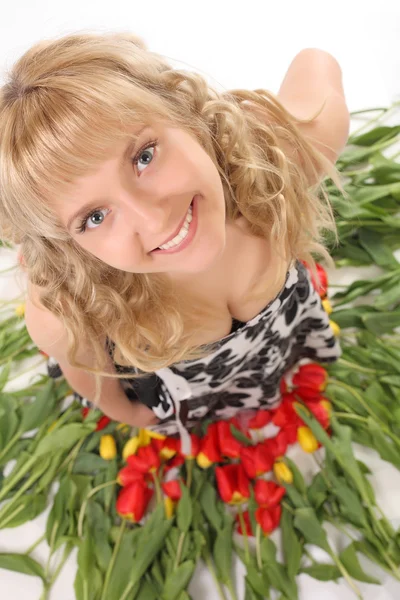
[1,1,400,599]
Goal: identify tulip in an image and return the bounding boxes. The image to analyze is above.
[254,480,286,508]
[255,504,282,535]
[96,415,111,431]
[216,420,243,459]
[329,320,341,337]
[215,464,250,505]
[321,298,333,315]
[117,465,146,487]
[162,479,182,501]
[127,444,160,473]
[197,423,221,469]
[240,443,274,479]
[272,394,301,429]
[297,426,319,453]
[236,510,254,536]
[265,430,288,460]
[122,436,140,461]
[160,438,180,461]
[99,435,117,460]
[163,453,185,472]
[116,481,153,522]
[164,496,176,519]
[292,364,328,392]
[15,303,25,317]
[273,461,293,484]
[303,261,328,298]
[248,410,271,430]
[81,407,90,419]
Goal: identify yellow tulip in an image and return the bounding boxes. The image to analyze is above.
[99,435,117,460]
[297,426,319,453]
[329,320,341,337]
[15,303,25,317]
[164,496,176,519]
[321,298,333,315]
[122,436,140,461]
[196,452,213,469]
[273,461,293,484]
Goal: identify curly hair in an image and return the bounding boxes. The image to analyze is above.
[0,32,344,393]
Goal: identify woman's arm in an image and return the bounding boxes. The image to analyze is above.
[25,284,157,427]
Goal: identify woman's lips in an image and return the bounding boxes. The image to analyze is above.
[151,195,199,255]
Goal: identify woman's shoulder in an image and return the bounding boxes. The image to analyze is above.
[25,282,69,361]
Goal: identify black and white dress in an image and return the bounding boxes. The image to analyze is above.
[47,260,341,445]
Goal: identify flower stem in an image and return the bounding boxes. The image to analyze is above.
[226,580,239,600]
[203,553,228,600]
[330,553,362,599]
[255,525,262,571]
[174,532,185,569]
[237,506,250,564]
[337,358,383,374]
[152,471,162,504]
[77,480,118,538]
[25,533,46,556]
[100,520,126,600]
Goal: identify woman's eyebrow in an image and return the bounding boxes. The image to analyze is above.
[66,127,149,232]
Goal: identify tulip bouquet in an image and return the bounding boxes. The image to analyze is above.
[1,104,400,600]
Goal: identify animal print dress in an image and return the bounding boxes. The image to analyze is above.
[46,260,341,448]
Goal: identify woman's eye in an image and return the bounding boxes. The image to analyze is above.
[134,144,156,173]
[85,208,110,230]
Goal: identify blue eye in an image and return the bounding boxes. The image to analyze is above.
[132,140,158,174]
[77,208,110,234]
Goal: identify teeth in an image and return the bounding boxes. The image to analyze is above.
[158,204,193,250]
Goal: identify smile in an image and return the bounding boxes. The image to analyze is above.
[151,196,198,255]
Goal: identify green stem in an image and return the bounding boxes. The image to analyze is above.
[237,506,250,564]
[100,520,126,600]
[226,579,239,600]
[333,412,367,423]
[329,552,362,599]
[337,358,383,374]
[328,379,400,449]
[152,471,162,504]
[77,480,118,538]
[186,459,194,491]
[255,525,262,571]
[48,543,73,587]
[204,553,228,600]
[174,532,185,569]
[25,533,46,556]
[0,427,23,464]
[0,464,47,521]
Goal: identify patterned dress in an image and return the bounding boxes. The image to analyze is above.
[46,260,341,448]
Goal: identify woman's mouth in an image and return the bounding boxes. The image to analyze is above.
[151,196,199,255]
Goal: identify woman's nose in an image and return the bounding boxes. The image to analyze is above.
[121,194,172,235]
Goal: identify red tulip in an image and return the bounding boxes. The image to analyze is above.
[216,420,243,459]
[162,480,182,501]
[197,423,222,468]
[81,407,90,419]
[307,399,331,430]
[254,480,285,508]
[236,510,254,536]
[248,410,271,430]
[163,453,185,472]
[116,481,153,522]
[127,444,160,474]
[255,504,282,535]
[271,394,301,429]
[292,363,328,392]
[240,443,274,479]
[265,430,289,460]
[183,434,201,459]
[215,463,250,505]
[303,261,328,298]
[117,465,146,487]
[96,415,111,431]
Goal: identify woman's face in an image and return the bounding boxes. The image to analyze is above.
[56,124,227,274]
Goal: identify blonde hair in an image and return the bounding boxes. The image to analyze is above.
[0,32,343,397]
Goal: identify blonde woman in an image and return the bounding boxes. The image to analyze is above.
[0,33,349,450]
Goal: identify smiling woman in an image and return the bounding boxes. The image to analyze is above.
[0,32,346,435]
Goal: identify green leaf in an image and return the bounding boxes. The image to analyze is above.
[230,424,253,447]
[106,528,140,600]
[293,508,331,554]
[244,578,264,600]
[130,521,173,587]
[283,457,307,495]
[0,553,45,580]
[307,472,328,510]
[86,501,112,573]
[76,528,96,582]
[214,524,234,585]
[0,361,11,393]
[162,560,195,600]
[358,229,400,269]
[281,506,302,579]
[35,423,94,456]
[245,563,270,596]
[0,493,47,529]
[72,452,110,474]
[366,417,400,468]
[20,379,58,432]
[350,125,400,147]
[177,482,193,533]
[260,538,298,600]
[363,311,400,335]
[339,543,380,585]
[301,564,341,581]
[199,481,223,532]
